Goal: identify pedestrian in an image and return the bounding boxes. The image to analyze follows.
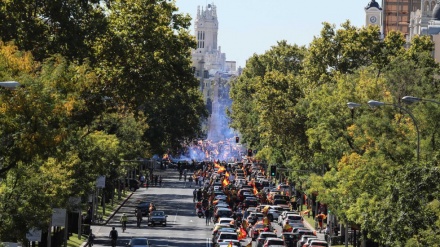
[109,227,118,247]
[205,207,211,225]
[146,179,149,189]
[159,176,162,187]
[86,229,95,247]
[154,175,158,186]
[188,176,193,187]
[193,189,197,202]
[139,174,145,187]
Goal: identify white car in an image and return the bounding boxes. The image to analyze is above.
[278,211,299,225]
[215,232,238,245]
[282,214,303,227]
[216,217,234,226]
[308,239,329,247]
[263,237,285,247]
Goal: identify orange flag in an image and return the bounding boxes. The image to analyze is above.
[222,178,230,187]
[218,166,226,173]
[237,227,247,240]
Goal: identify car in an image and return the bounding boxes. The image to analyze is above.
[296,229,316,239]
[308,240,328,247]
[215,207,233,219]
[214,232,238,245]
[147,210,167,226]
[216,217,235,226]
[282,214,303,227]
[135,201,150,216]
[256,232,278,247]
[215,240,241,247]
[246,212,264,226]
[126,238,152,247]
[212,227,236,243]
[249,222,267,240]
[281,232,297,247]
[212,224,233,235]
[296,235,317,247]
[243,198,258,208]
[272,199,289,206]
[278,211,299,225]
[120,178,140,191]
[262,237,285,247]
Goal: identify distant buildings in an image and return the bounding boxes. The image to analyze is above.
[366,0,440,62]
[191,3,240,141]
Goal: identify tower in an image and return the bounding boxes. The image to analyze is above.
[365,0,383,36]
[191,3,226,76]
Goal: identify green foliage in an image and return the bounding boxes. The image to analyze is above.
[230,21,440,246]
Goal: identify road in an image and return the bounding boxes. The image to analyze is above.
[87,168,323,247]
[89,169,251,247]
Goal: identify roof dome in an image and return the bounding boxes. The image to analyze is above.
[365,0,382,10]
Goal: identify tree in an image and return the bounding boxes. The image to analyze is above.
[93,0,207,154]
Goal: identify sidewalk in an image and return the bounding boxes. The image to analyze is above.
[78,191,134,247]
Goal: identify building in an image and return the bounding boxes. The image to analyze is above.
[365,0,384,36]
[382,0,421,37]
[191,3,238,141]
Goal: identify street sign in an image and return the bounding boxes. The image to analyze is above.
[26,228,42,242]
[96,175,106,188]
[51,208,66,227]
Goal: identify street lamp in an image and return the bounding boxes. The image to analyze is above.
[367,100,420,162]
[402,96,440,105]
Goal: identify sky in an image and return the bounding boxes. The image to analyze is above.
[175,0,373,68]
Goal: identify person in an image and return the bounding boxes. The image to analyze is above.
[283,221,293,232]
[193,188,197,202]
[146,179,149,189]
[149,203,156,219]
[109,227,118,247]
[120,213,127,232]
[136,207,143,227]
[159,176,162,187]
[140,174,145,187]
[188,175,193,187]
[196,188,203,202]
[86,229,95,247]
[205,207,211,225]
[316,213,325,232]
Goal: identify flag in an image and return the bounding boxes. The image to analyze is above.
[253,186,258,195]
[218,166,226,173]
[237,227,247,240]
[225,171,230,178]
[227,241,233,247]
[222,178,229,187]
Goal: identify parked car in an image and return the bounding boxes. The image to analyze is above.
[147,210,167,226]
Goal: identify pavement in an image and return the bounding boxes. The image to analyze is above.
[80,170,325,247]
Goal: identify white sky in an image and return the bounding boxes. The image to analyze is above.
[175,0,375,68]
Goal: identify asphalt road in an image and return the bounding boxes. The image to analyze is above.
[87,168,323,247]
[88,169,253,247]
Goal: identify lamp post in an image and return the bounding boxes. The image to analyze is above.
[402,96,440,105]
[367,100,420,162]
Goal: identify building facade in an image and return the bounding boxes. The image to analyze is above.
[191,3,238,141]
[382,0,421,37]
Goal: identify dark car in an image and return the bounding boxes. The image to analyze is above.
[135,201,150,216]
[148,211,167,226]
[243,198,258,208]
[122,178,140,191]
[281,232,297,247]
[127,238,152,247]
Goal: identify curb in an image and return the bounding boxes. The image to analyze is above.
[79,192,134,247]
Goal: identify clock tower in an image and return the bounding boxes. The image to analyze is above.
[365,0,383,36]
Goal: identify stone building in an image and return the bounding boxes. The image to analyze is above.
[191,3,239,141]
